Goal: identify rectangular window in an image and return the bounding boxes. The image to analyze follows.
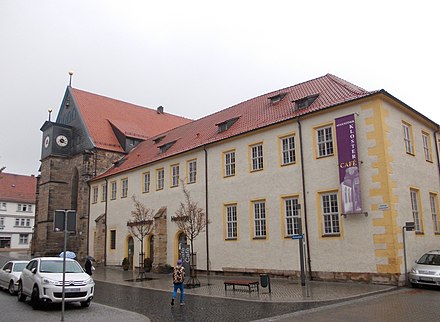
[410,189,422,232]
[253,201,266,238]
[92,186,98,204]
[224,151,236,177]
[250,144,264,171]
[321,192,340,235]
[157,168,164,190]
[0,202,6,211]
[101,184,107,202]
[0,217,4,227]
[110,181,117,200]
[15,218,19,226]
[281,136,296,165]
[19,234,29,244]
[422,132,432,162]
[188,160,197,184]
[110,230,116,249]
[430,193,439,233]
[20,218,25,226]
[26,218,30,227]
[143,172,151,193]
[17,204,32,212]
[402,122,414,154]
[317,126,334,157]
[284,197,300,236]
[171,164,180,187]
[225,204,237,239]
[121,178,128,198]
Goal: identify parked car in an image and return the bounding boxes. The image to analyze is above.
[409,250,440,287]
[0,260,29,295]
[17,257,94,309]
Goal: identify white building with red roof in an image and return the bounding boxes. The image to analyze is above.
[0,172,36,249]
[37,74,440,285]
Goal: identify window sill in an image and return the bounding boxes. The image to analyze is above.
[225,238,237,241]
[253,236,267,240]
[322,233,340,238]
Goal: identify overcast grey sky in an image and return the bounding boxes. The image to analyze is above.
[1,0,439,176]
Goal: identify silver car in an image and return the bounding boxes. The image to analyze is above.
[18,257,94,309]
[0,260,29,295]
[409,250,440,287]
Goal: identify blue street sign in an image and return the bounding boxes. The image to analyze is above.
[292,234,304,240]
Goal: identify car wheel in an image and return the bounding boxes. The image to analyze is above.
[17,282,26,302]
[8,280,15,295]
[31,285,41,310]
[80,300,91,308]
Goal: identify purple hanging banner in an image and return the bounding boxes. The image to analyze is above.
[335,114,362,215]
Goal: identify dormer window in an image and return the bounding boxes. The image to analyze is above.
[294,94,319,110]
[153,135,165,144]
[268,93,286,105]
[217,117,239,133]
[159,140,176,153]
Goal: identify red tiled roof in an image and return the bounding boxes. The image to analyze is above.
[93,74,378,180]
[0,173,37,203]
[70,88,192,152]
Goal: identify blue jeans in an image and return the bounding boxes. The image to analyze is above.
[172,282,184,303]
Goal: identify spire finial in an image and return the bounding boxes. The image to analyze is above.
[68,71,74,87]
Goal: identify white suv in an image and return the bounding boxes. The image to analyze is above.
[17,257,94,309]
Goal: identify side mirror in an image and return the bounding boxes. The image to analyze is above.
[31,267,37,274]
[5,269,11,273]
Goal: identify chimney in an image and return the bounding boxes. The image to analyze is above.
[157,106,164,114]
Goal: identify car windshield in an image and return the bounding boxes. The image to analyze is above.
[39,260,84,273]
[13,263,28,272]
[417,254,440,265]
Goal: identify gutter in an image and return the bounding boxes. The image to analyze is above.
[104,178,108,266]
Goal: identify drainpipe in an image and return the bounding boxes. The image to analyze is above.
[204,146,210,275]
[297,118,312,278]
[104,178,108,266]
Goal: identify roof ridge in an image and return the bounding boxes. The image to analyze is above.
[325,74,369,95]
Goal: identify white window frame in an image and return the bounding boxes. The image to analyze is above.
[422,132,432,162]
[19,234,29,244]
[281,136,296,165]
[226,204,237,239]
[157,169,164,190]
[250,144,264,171]
[188,160,197,184]
[430,193,439,233]
[0,202,6,211]
[402,122,414,154]
[143,172,151,193]
[253,201,266,238]
[224,151,236,177]
[171,164,180,187]
[0,217,4,227]
[111,181,117,200]
[321,192,340,235]
[316,126,334,157]
[26,218,31,227]
[284,197,300,236]
[15,218,19,226]
[92,186,98,204]
[410,189,422,232]
[121,178,128,198]
[101,184,107,202]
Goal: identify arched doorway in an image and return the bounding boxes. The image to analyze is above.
[127,236,134,270]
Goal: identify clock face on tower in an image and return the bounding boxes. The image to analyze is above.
[44,135,50,148]
[56,135,68,147]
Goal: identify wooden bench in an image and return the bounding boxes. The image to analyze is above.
[224,279,259,293]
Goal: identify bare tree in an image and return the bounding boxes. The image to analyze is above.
[171,180,208,287]
[127,195,154,279]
